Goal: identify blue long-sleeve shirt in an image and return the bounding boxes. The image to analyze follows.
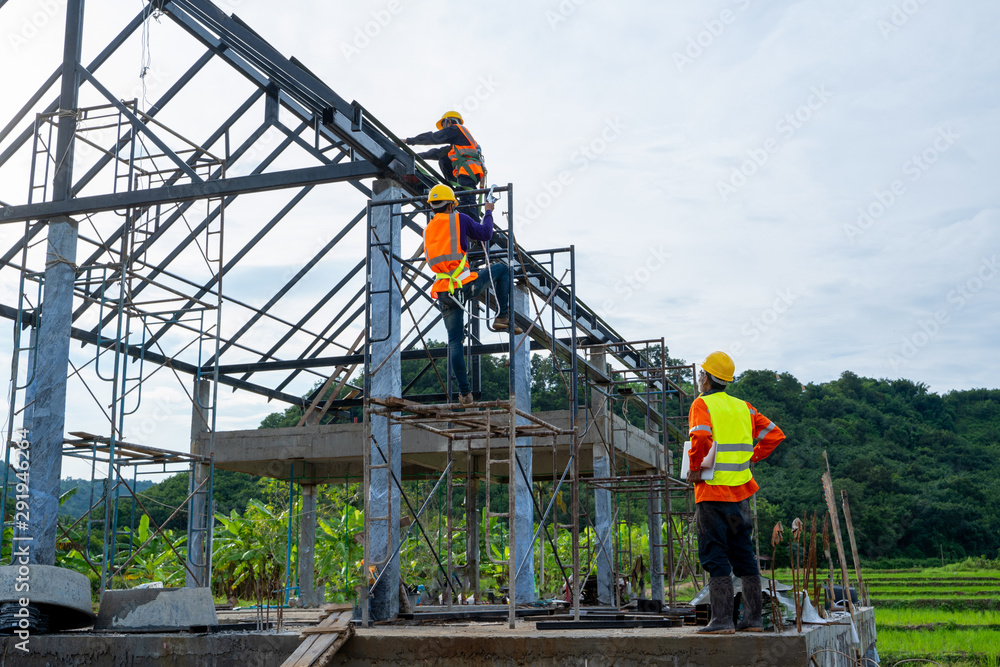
[409,126,467,161]
[409,126,478,182]
[457,209,493,252]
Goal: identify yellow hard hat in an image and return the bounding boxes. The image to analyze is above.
[427,184,457,206]
[701,351,735,383]
[436,111,464,130]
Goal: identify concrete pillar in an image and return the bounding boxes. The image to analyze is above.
[368,179,403,621]
[590,352,614,606]
[299,484,319,606]
[466,474,480,601]
[187,378,211,588]
[22,0,84,566]
[511,284,535,602]
[649,466,665,603]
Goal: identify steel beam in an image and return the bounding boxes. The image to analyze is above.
[0,305,307,408]
[0,161,379,223]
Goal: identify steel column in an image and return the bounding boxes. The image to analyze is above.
[367,179,403,621]
[512,284,535,603]
[186,378,212,587]
[590,351,614,606]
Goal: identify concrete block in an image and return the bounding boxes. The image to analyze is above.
[0,564,95,631]
[95,587,218,630]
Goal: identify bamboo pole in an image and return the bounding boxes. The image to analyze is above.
[821,452,855,623]
[841,490,868,606]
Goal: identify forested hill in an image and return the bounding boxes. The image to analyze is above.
[730,371,1000,564]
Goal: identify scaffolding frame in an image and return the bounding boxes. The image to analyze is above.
[582,349,704,607]
[0,0,699,624]
[1,97,223,596]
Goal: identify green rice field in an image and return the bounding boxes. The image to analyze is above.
[866,561,1000,665]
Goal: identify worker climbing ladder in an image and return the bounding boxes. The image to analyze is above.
[358,183,586,627]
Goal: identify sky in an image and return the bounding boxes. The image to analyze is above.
[1,0,999,470]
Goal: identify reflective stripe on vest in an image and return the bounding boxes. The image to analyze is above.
[699,392,754,487]
[423,210,477,297]
[447,125,485,181]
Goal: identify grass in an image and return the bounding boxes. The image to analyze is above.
[868,566,1000,665]
[773,563,1000,663]
[875,607,1000,627]
[871,589,1000,597]
[878,628,1000,662]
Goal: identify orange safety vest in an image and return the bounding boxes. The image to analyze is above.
[423,210,478,298]
[447,125,485,182]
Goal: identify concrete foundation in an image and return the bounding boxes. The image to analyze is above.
[95,587,218,631]
[0,633,301,667]
[0,608,876,667]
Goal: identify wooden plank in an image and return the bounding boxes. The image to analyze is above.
[841,490,869,606]
[312,625,355,667]
[317,602,354,621]
[281,635,320,667]
[821,453,855,624]
[300,618,350,636]
[294,612,351,665]
[280,611,350,667]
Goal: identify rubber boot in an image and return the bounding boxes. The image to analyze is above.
[697,576,735,635]
[736,575,763,632]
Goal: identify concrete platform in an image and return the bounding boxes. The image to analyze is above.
[0,607,876,666]
[196,409,665,483]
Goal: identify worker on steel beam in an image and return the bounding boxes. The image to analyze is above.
[405,111,486,221]
[423,184,522,406]
[687,351,785,634]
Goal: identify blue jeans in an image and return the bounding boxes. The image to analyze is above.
[455,174,481,222]
[696,499,760,578]
[439,262,511,396]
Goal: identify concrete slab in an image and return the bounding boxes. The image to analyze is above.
[0,607,876,666]
[95,587,218,631]
[197,410,664,483]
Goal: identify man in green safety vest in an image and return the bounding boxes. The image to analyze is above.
[687,351,786,634]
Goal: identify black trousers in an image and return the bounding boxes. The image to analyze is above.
[696,498,760,578]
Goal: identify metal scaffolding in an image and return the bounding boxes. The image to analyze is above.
[2,91,222,595]
[0,0,702,623]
